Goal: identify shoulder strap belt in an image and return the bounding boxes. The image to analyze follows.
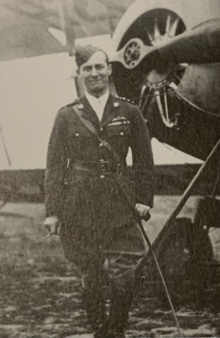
[72,104,150,221]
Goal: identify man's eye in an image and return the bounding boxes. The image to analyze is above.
[83,66,92,72]
[95,65,104,70]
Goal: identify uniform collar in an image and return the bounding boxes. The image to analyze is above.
[79,93,120,127]
[85,90,110,109]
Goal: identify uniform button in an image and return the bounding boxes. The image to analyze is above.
[99,143,103,147]
[75,133,79,137]
[100,128,103,131]
[120,131,124,136]
[100,175,105,179]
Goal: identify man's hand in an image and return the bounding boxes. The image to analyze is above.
[44,216,60,236]
[135,204,151,220]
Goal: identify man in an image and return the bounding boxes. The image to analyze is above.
[44,45,155,338]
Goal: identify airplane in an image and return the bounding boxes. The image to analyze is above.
[108,0,220,301]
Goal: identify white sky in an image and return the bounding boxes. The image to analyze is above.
[0,51,202,170]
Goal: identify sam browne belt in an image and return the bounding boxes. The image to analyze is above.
[71,159,125,177]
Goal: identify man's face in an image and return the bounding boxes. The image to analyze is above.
[78,51,112,97]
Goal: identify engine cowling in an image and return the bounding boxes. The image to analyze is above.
[111,0,220,160]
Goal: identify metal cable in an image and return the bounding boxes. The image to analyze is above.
[0,119,12,210]
[0,120,12,167]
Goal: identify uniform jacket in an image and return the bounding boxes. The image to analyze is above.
[45,94,155,231]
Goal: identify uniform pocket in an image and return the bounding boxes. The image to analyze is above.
[117,172,136,206]
[62,170,89,221]
[65,169,88,186]
[106,123,131,157]
[107,123,131,137]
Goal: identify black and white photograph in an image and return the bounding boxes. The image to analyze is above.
[0,1,220,337]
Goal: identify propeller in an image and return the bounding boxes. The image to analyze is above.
[150,19,220,64]
[110,19,220,69]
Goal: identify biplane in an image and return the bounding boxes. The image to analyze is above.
[109,0,220,302]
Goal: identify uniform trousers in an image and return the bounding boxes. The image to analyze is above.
[60,177,147,336]
[61,225,146,336]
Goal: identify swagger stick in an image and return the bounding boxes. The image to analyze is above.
[131,208,182,337]
[113,179,182,337]
[109,214,183,334]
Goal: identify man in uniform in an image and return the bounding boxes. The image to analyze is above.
[44,45,155,338]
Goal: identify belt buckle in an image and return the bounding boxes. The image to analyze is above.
[100,159,110,176]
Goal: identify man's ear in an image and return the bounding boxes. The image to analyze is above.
[76,68,80,77]
[108,63,112,76]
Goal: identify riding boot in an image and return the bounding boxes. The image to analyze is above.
[108,282,133,338]
[82,288,108,337]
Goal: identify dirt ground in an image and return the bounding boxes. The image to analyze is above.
[0,197,219,338]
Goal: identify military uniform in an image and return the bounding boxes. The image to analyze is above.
[45,93,155,337]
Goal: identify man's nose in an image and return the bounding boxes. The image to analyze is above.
[91,67,98,76]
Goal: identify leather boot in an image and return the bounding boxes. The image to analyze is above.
[82,288,108,337]
[107,283,133,338]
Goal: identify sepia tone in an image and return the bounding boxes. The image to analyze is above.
[0,1,220,337]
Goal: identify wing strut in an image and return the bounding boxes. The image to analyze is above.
[137,138,220,268]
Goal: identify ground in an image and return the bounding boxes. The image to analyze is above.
[0,196,219,338]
